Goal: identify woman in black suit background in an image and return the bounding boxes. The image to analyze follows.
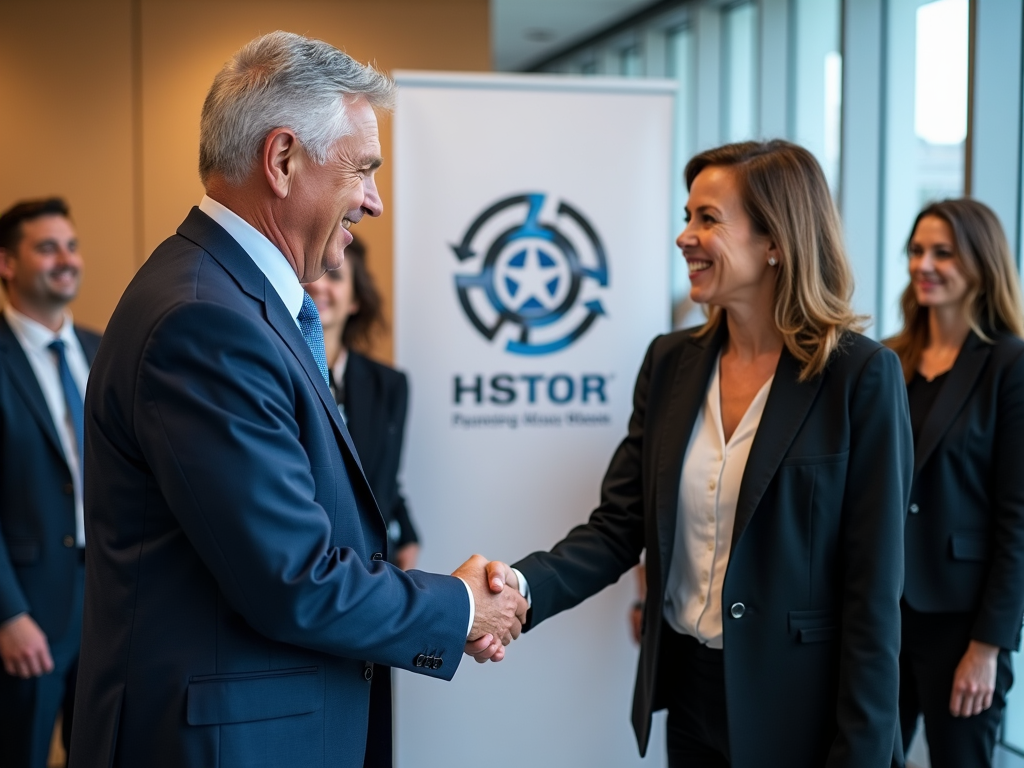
[886,199,1024,768]
[494,141,913,767]
[305,235,420,570]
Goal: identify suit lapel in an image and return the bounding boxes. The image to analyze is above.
[913,332,990,475]
[731,347,823,548]
[0,316,65,460]
[655,323,727,579]
[342,353,379,468]
[176,208,369,480]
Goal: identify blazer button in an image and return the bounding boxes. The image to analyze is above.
[63,535,75,548]
[909,503,919,514]
[729,602,746,619]
[63,483,74,495]
[414,654,426,667]
[431,657,443,670]
[363,662,374,681]
[371,552,384,561]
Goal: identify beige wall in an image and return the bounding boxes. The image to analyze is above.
[0,0,490,362]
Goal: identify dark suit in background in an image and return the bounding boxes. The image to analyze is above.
[340,351,419,558]
[899,331,1024,765]
[69,209,469,768]
[514,324,913,768]
[0,315,99,766]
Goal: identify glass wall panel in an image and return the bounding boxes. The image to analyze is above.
[722,2,757,142]
[666,25,702,325]
[792,0,842,194]
[620,44,643,76]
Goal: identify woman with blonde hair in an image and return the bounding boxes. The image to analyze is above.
[494,140,913,767]
[887,199,1024,768]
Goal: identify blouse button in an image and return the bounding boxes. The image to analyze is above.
[708,478,717,491]
[909,503,920,514]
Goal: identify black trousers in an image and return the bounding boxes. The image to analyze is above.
[899,605,1014,768]
[661,625,731,768]
[0,560,84,768]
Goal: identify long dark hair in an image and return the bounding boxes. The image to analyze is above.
[341,234,386,351]
[886,199,1024,382]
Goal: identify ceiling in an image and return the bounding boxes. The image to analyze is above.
[491,0,657,71]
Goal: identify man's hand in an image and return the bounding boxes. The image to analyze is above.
[454,555,527,663]
[949,640,999,717]
[0,614,54,678]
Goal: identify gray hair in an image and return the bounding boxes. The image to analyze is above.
[199,31,395,185]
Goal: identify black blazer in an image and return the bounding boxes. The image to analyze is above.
[903,330,1024,650]
[0,315,100,641]
[514,323,913,768]
[341,351,418,554]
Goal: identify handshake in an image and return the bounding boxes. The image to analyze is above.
[452,555,528,664]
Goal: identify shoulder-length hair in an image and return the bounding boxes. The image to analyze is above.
[886,198,1024,382]
[686,140,863,381]
[340,234,387,351]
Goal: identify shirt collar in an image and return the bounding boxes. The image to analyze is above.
[3,304,75,350]
[198,194,304,324]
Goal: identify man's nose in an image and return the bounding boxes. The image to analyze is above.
[362,176,383,218]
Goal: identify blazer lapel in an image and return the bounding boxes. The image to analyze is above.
[731,347,824,548]
[655,323,727,579]
[913,332,990,476]
[0,316,65,460]
[176,207,368,480]
[342,353,379,467]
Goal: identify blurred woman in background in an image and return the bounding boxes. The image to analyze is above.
[305,234,420,570]
[887,199,1024,768]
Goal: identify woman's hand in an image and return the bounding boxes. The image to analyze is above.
[949,640,999,717]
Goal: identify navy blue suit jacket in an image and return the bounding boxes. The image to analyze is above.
[69,209,469,768]
[0,317,99,640]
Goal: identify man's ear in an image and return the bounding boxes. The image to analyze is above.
[0,248,16,284]
[262,128,300,200]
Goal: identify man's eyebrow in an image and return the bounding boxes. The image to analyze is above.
[361,155,383,170]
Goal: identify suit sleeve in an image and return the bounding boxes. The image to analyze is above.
[513,337,656,627]
[972,345,1024,649]
[0,397,31,625]
[388,370,419,548]
[135,302,468,678]
[828,347,912,767]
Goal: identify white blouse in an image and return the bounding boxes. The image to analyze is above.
[663,354,773,649]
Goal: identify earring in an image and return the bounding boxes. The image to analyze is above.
[768,257,778,266]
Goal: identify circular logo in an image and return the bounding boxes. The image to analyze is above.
[452,193,609,355]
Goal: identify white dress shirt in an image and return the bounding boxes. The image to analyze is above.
[197,196,478,635]
[4,305,90,546]
[664,354,773,648]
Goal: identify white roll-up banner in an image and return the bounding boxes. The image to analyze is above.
[393,71,675,767]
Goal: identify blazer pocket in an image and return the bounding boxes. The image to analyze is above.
[7,539,40,565]
[788,609,838,644]
[780,450,849,467]
[187,666,319,726]
[950,532,989,562]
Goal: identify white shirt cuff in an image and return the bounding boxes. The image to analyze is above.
[511,567,531,606]
[457,577,475,637]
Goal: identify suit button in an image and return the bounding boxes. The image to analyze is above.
[431,657,443,670]
[414,654,426,667]
[363,662,374,681]
[371,552,384,561]
[63,535,75,548]
[63,483,74,495]
[730,602,746,619]
[909,503,919,514]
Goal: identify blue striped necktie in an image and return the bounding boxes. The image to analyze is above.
[297,292,330,387]
[48,339,85,478]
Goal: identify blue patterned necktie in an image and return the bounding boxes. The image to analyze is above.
[49,339,85,479]
[297,292,330,387]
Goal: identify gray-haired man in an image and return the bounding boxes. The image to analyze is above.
[70,32,524,768]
